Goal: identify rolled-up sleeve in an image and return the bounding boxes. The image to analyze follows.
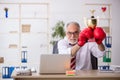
[89,42,106,58]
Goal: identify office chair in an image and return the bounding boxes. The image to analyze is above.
[91,53,98,70]
[52,42,98,70]
[53,41,58,54]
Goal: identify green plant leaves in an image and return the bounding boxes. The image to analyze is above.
[52,21,65,39]
[51,21,65,45]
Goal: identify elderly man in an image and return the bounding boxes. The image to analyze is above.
[58,21,106,70]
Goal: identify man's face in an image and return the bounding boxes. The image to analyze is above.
[66,24,80,44]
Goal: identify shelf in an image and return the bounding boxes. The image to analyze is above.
[9,31,19,33]
[0,32,49,34]
[0,32,19,34]
[0,18,19,19]
[0,47,20,50]
[85,3,111,6]
[0,3,50,77]
[0,2,50,65]
[0,17,48,19]
[99,18,112,20]
[0,2,49,5]
[102,27,110,33]
[20,17,49,19]
[21,32,48,34]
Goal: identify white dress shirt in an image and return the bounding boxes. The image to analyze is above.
[58,37,106,70]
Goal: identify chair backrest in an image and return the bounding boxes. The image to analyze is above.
[53,41,58,54]
[53,42,98,70]
[91,53,98,70]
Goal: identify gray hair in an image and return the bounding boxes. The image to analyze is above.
[65,21,80,32]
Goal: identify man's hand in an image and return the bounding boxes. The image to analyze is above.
[94,27,106,44]
[78,27,94,46]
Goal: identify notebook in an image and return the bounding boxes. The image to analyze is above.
[39,54,71,74]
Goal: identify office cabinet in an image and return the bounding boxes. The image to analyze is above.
[0,3,49,68]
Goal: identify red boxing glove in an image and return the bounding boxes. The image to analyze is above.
[94,27,106,44]
[78,32,87,46]
[78,27,94,46]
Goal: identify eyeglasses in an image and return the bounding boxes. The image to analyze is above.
[67,31,79,36]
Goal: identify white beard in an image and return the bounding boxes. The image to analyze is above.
[68,39,77,45]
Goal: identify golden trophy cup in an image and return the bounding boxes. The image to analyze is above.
[86,10,97,29]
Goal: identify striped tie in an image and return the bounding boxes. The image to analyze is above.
[69,43,76,70]
[70,56,76,70]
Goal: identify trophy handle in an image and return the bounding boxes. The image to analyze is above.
[90,9,95,18]
[85,9,97,29]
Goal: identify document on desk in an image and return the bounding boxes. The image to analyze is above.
[99,69,114,73]
[16,69,32,76]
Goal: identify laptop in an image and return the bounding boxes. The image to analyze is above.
[39,54,71,74]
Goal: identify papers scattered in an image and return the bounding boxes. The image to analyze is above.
[16,69,32,76]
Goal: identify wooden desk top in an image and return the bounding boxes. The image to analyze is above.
[12,70,120,79]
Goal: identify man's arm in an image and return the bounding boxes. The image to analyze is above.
[71,27,94,56]
[94,27,106,51]
[98,43,105,51]
[71,44,81,56]
[71,42,106,57]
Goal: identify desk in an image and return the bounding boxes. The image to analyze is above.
[12,70,120,80]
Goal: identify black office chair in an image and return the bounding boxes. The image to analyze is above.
[52,42,98,70]
[53,41,58,54]
[91,53,98,70]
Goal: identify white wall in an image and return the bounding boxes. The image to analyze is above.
[111,0,120,65]
[0,0,120,75]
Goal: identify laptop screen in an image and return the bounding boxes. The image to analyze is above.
[39,54,70,74]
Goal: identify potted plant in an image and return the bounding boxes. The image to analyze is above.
[50,21,65,53]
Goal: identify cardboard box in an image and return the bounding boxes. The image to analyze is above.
[22,24,31,33]
[0,57,4,63]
